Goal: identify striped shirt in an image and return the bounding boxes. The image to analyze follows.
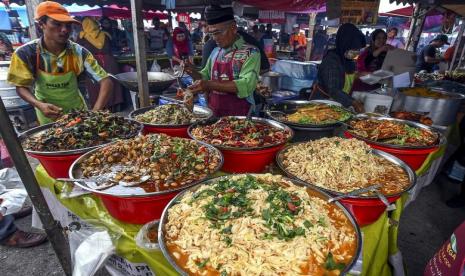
[7,38,107,87]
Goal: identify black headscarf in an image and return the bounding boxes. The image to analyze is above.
[335,23,366,73]
[204,4,234,25]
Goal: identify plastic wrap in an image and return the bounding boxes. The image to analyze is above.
[272,60,318,80]
[280,76,314,92]
[135,220,160,252]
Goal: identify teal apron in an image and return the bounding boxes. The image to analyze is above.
[34,45,87,125]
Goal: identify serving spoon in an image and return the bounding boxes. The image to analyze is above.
[328,184,381,203]
[57,175,151,190]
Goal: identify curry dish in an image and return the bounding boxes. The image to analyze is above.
[163,174,359,275]
[280,137,411,196]
[401,87,450,99]
[348,119,438,147]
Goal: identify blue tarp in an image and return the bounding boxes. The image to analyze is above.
[0,10,11,30]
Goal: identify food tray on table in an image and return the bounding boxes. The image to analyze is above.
[344,115,445,150]
[158,174,362,275]
[265,100,353,128]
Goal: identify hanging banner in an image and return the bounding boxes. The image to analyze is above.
[176,12,191,30]
[258,10,286,24]
[340,0,381,25]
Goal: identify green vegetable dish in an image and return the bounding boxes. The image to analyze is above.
[163,174,359,275]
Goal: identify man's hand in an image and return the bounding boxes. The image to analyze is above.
[184,61,202,80]
[37,102,62,119]
[188,80,210,93]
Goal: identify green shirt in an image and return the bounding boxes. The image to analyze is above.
[200,36,261,99]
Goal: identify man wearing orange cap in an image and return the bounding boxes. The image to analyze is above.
[7,1,113,124]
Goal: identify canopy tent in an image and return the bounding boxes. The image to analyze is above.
[238,0,326,13]
[68,4,168,20]
[389,0,465,17]
[379,5,441,17]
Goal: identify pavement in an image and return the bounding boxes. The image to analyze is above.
[1,173,464,276]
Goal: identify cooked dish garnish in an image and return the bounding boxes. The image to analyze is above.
[286,104,352,125]
[348,119,438,147]
[79,134,221,191]
[135,104,203,125]
[164,174,358,275]
[280,137,410,195]
[190,117,291,148]
[23,110,140,152]
[401,87,450,99]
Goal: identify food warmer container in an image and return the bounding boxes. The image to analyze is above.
[265,100,352,142]
[343,115,446,170]
[68,141,223,224]
[392,87,465,126]
[260,71,282,92]
[128,104,213,138]
[158,174,362,275]
[19,120,143,178]
[188,117,294,173]
[277,147,417,226]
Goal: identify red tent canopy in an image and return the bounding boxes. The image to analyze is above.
[239,0,325,13]
[379,5,441,17]
[70,5,168,20]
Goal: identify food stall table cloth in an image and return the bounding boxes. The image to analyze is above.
[34,165,178,276]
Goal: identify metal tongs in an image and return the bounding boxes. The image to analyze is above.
[57,175,150,190]
[328,184,396,210]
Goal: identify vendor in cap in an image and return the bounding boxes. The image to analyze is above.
[416,34,450,73]
[7,1,113,125]
[184,4,260,117]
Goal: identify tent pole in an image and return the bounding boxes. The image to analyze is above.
[130,0,150,108]
[24,0,42,39]
[449,20,465,71]
[405,3,428,52]
[305,12,317,61]
[0,100,72,275]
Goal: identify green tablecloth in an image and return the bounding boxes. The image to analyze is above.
[35,142,446,275]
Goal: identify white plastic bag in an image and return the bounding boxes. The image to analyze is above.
[150,60,161,72]
[0,168,24,189]
[135,220,160,251]
[0,189,27,216]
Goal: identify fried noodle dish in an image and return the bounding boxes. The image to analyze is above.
[190,117,291,148]
[79,134,221,191]
[23,110,140,152]
[280,138,410,195]
[286,104,352,125]
[164,174,358,276]
[348,119,438,147]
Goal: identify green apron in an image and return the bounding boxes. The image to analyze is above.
[34,46,87,125]
[343,73,355,94]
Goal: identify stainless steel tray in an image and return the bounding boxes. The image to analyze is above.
[265,100,354,129]
[68,137,223,197]
[128,104,213,128]
[187,116,294,151]
[157,174,362,276]
[345,115,446,150]
[276,145,417,199]
[20,118,143,156]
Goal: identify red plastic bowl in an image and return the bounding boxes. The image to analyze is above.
[28,152,84,178]
[220,145,286,173]
[344,131,438,170]
[99,191,180,224]
[340,195,400,226]
[142,125,190,138]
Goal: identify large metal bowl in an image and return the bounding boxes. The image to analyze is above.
[158,174,362,275]
[277,146,417,199]
[112,72,176,94]
[128,104,213,128]
[187,116,294,151]
[68,139,223,197]
[344,115,446,150]
[19,118,143,156]
[265,100,354,128]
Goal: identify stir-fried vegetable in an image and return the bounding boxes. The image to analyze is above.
[135,104,200,125]
[23,110,140,151]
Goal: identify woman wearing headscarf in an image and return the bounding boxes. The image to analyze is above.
[77,17,123,111]
[166,27,194,66]
[352,29,394,92]
[313,23,365,112]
